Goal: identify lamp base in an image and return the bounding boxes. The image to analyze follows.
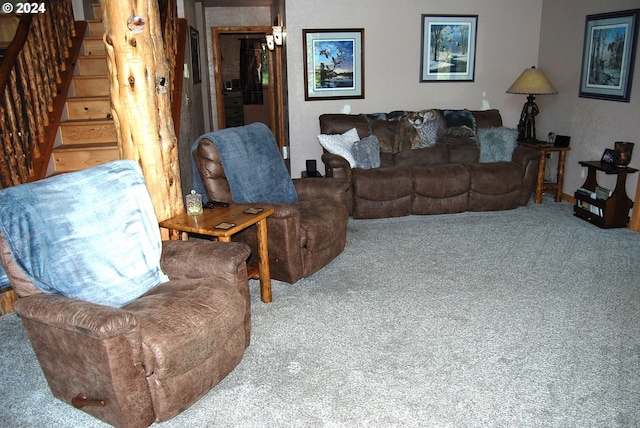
[517,94,539,143]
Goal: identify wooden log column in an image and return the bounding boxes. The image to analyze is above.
[100,0,183,223]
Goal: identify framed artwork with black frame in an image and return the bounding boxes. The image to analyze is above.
[579,9,639,102]
[303,28,364,101]
[420,14,478,82]
[190,26,201,84]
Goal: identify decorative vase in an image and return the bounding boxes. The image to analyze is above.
[614,142,634,167]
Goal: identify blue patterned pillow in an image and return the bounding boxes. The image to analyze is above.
[0,160,168,307]
[477,127,519,163]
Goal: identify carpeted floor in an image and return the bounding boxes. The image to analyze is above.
[1,200,639,427]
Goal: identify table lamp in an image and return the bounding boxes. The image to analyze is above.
[506,66,558,143]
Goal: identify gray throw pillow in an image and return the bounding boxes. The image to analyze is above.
[352,135,381,169]
[477,127,518,163]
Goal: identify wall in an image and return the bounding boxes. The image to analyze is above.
[538,0,640,210]
[177,0,207,197]
[285,0,544,178]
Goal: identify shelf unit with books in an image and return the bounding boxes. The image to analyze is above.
[573,161,638,228]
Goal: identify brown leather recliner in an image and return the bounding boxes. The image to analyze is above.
[193,133,349,284]
[0,161,252,428]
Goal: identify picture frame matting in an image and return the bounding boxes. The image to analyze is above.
[303,28,365,100]
[420,14,478,82]
[579,9,639,102]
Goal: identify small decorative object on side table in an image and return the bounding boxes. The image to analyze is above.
[519,141,571,203]
[159,204,275,302]
[574,161,638,228]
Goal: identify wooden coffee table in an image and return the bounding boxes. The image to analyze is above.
[159,204,275,303]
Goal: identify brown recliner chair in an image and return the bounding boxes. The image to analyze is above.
[192,124,349,284]
[0,161,251,428]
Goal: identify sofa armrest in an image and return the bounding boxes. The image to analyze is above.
[161,240,250,282]
[512,145,541,205]
[14,294,139,339]
[321,152,352,182]
[320,153,354,215]
[512,145,541,170]
[293,177,350,202]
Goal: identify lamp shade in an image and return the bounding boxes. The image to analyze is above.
[506,66,558,95]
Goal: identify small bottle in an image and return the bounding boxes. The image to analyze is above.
[186,190,203,215]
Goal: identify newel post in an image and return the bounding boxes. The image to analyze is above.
[100,0,183,224]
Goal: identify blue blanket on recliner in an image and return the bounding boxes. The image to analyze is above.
[191,123,298,204]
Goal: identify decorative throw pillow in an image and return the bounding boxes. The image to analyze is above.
[477,127,519,163]
[352,135,381,170]
[440,109,477,138]
[0,160,169,308]
[317,127,360,168]
[405,109,445,149]
[370,118,400,153]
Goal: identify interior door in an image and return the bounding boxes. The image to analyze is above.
[211,26,285,157]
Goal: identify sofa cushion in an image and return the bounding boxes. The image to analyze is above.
[352,166,414,218]
[447,144,480,164]
[0,160,168,308]
[393,146,448,167]
[319,113,370,137]
[413,164,470,198]
[472,109,503,129]
[317,127,360,168]
[412,164,470,214]
[477,127,518,163]
[465,162,522,194]
[352,135,381,169]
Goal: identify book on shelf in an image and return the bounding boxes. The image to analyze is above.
[577,187,596,199]
[576,199,603,217]
[577,186,612,201]
[595,185,612,200]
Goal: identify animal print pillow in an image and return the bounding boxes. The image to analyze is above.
[404,109,445,149]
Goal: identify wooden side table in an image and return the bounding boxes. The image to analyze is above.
[519,142,571,203]
[159,204,275,303]
[573,161,638,228]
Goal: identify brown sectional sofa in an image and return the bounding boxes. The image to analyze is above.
[320,109,541,219]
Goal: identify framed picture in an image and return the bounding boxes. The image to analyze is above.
[420,15,478,82]
[190,26,201,84]
[601,148,616,164]
[579,9,639,102]
[303,28,364,100]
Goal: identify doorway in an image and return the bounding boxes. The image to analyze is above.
[211,26,286,157]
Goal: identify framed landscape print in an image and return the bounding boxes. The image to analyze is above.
[303,28,364,100]
[420,15,477,82]
[579,9,639,102]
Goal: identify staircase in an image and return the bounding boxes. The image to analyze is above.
[49,5,119,175]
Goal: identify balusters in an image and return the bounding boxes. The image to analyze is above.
[0,0,75,188]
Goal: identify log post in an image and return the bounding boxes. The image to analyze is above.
[100,0,183,224]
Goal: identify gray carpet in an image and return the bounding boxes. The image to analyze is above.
[1,199,639,427]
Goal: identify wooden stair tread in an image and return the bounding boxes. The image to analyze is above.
[54,142,118,150]
[66,96,110,101]
[60,118,114,124]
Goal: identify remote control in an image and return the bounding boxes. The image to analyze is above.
[204,200,230,209]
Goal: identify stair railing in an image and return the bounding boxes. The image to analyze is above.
[0,0,78,189]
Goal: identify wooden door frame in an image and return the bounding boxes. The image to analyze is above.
[211,26,285,155]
